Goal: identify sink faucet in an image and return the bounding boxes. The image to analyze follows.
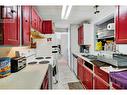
[115,50,122,55]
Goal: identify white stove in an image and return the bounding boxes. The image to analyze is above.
[27,56,54,66]
[15,49,54,67]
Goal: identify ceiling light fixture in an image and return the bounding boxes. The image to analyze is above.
[94,5,100,14]
[61,5,72,20]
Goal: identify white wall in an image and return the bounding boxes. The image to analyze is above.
[69,24,79,70]
[56,32,68,59]
[70,24,80,53]
[117,44,127,54]
[61,33,68,59]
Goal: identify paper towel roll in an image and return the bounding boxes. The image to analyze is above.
[107,23,115,30]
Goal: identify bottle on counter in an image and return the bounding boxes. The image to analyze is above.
[104,43,108,51]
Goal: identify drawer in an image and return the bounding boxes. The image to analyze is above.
[94,75,110,89]
[94,66,109,83]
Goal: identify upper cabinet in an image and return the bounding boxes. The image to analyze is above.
[3,6,20,46]
[42,20,54,34]
[31,7,42,33]
[22,6,31,46]
[78,24,92,45]
[116,6,127,44]
[78,25,84,45]
[39,17,42,33]
[31,8,38,30]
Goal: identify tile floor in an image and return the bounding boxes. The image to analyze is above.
[52,56,79,89]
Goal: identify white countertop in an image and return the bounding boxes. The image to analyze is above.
[72,52,127,73]
[0,64,49,89]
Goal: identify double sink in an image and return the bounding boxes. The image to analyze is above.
[82,54,110,67]
[82,54,127,68]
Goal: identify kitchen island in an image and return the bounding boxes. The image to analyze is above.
[0,64,50,89]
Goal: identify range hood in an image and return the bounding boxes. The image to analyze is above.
[31,31,45,39]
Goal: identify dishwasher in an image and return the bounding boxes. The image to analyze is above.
[73,54,78,76]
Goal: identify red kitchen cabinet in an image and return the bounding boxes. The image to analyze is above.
[94,75,110,89]
[31,8,35,29]
[82,66,93,89]
[41,71,49,89]
[39,17,42,33]
[42,20,54,34]
[31,7,42,32]
[78,25,84,45]
[31,8,38,30]
[94,66,109,83]
[22,6,31,46]
[3,6,20,46]
[116,6,127,44]
[77,58,84,82]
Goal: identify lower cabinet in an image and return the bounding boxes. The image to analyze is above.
[77,61,83,82]
[94,75,110,89]
[77,57,111,89]
[41,71,49,89]
[77,58,83,82]
[82,67,93,89]
[112,82,122,89]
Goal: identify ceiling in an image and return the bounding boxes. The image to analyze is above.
[35,6,115,29]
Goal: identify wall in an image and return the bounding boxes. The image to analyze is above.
[61,33,68,60]
[117,44,127,54]
[70,24,80,53]
[69,24,79,70]
[55,32,68,60]
[0,46,29,58]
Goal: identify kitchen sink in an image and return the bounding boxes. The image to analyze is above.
[97,54,127,68]
[91,60,110,67]
[82,54,97,61]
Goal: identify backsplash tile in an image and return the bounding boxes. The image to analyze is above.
[0,46,29,58]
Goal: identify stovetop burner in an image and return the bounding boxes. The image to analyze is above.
[39,60,50,64]
[28,61,38,64]
[35,57,44,60]
[45,57,51,59]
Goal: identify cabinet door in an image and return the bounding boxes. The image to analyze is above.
[41,71,49,89]
[31,8,35,29]
[82,67,93,89]
[116,6,127,44]
[32,8,37,30]
[80,25,84,44]
[94,65,109,83]
[3,6,20,46]
[37,15,40,31]
[78,27,81,45]
[77,58,83,81]
[39,17,42,33]
[78,25,84,45]
[94,76,109,89]
[22,6,31,45]
[42,20,53,34]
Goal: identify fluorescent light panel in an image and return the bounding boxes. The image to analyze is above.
[61,5,67,19]
[64,5,72,19]
[61,5,72,20]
